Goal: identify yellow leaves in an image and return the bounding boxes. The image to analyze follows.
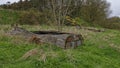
[65,16,77,25]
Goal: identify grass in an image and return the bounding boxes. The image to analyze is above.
[0,8,120,68]
[0,9,20,24]
[0,25,120,68]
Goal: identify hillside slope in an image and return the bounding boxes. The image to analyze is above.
[0,25,120,68]
[0,9,19,24]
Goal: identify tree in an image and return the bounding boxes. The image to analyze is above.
[79,0,111,26]
[7,1,11,5]
[30,0,83,31]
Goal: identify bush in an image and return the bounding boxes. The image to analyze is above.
[102,22,120,30]
[100,17,120,30]
[65,16,88,26]
[18,9,46,25]
[0,9,19,24]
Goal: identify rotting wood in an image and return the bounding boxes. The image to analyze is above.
[28,35,42,44]
[82,27,105,32]
[8,26,83,49]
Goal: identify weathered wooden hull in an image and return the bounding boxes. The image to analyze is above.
[9,27,83,49]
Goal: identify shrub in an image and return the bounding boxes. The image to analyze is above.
[18,9,46,25]
[100,17,120,30]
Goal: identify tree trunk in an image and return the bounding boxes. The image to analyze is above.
[9,26,83,49]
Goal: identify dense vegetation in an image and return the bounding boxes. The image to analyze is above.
[0,9,19,24]
[0,0,120,30]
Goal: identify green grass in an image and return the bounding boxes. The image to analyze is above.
[0,9,20,24]
[0,9,120,68]
[0,25,120,68]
